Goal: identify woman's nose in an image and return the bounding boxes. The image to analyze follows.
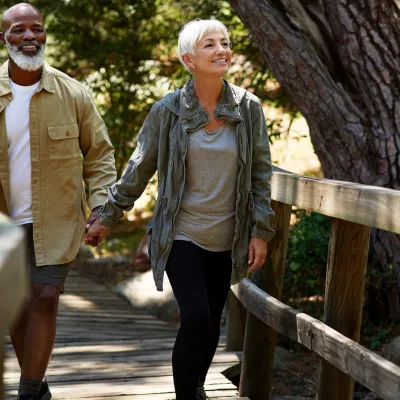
[215,44,226,53]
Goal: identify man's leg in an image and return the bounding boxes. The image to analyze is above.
[21,283,60,380]
[9,303,30,368]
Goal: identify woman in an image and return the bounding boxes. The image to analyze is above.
[86,18,275,400]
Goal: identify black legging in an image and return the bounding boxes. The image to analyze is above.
[166,240,232,400]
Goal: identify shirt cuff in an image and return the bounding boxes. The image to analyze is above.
[251,226,275,241]
[98,213,116,228]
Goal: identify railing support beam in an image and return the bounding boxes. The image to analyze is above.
[226,289,247,351]
[318,218,370,400]
[239,200,292,400]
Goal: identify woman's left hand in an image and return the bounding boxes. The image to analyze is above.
[248,237,268,272]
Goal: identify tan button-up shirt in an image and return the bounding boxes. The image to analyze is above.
[0,61,116,266]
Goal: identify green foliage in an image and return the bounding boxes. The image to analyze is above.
[283,211,330,306]
[362,324,394,350]
[95,228,146,257]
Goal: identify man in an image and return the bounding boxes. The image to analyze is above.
[0,4,116,399]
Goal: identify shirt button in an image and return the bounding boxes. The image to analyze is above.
[66,131,70,136]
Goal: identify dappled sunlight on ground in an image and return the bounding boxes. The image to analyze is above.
[59,293,98,311]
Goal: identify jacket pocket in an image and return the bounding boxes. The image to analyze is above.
[48,123,82,168]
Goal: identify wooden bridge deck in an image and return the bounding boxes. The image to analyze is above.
[4,269,245,399]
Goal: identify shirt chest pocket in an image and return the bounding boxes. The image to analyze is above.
[48,123,82,167]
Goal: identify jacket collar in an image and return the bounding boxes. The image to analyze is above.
[0,60,56,96]
[160,78,247,131]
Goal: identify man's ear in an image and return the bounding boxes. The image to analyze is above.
[0,32,5,45]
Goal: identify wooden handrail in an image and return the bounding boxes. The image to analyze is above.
[233,279,400,400]
[228,168,400,400]
[0,215,27,400]
[271,166,400,233]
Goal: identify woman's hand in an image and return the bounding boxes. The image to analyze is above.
[248,237,268,272]
[84,219,111,247]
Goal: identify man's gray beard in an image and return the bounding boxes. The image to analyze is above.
[5,38,45,72]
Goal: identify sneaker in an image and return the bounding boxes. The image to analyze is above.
[37,380,51,400]
[18,395,37,400]
[196,385,210,400]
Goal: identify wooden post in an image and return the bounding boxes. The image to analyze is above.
[318,218,370,400]
[239,200,292,399]
[226,289,247,351]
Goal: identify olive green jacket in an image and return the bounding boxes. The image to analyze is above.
[99,79,275,290]
[0,61,116,265]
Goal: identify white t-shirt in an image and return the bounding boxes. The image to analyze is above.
[5,79,40,225]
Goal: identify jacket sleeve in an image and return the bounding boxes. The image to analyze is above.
[98,103,161,227]
[79,89,117,210]
[250,100,276,241]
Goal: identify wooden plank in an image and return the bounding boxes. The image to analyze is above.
[5,372,232,388]
[232,278,400,400]
[239,201,292,399]
[4,362,238,382]
[318,219,370,400]
[5,376,237,397]
[30,394,245,400]
[5,336,232,354]
[6,348,241,365]
[271,167,400,234]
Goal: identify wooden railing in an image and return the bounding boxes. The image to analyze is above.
[0,215,27,400]
[227,167,400,400]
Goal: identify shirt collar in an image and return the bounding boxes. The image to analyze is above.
[0,60,55,96]
[179,78,245,130]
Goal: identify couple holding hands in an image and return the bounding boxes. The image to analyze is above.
[1,3,274,400]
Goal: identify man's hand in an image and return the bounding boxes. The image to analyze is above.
[84,219,110,247]
[86,206,101,232]
[85,206,102,246]
[248,237,268,272]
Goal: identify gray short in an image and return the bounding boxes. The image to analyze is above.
[23,224,71,293]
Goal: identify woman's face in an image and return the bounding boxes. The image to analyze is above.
[186,29,232,76]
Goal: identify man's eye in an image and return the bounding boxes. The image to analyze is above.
[12,29,23,33]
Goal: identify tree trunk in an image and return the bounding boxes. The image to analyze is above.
[228,0,400,319]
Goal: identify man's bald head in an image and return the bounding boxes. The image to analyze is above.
[2,3,43,33]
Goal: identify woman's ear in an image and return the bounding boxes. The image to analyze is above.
[182,53,195,72]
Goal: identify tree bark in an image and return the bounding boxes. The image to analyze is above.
[228,0,400,318]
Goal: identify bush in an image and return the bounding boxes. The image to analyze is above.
[283,210,330,316]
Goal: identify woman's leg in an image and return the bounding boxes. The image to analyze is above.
[198,250,232,386]
[166,241,210,400]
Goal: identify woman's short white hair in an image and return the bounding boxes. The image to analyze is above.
[178,19,230,72]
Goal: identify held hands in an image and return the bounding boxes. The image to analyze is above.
[84,219,110,247]
[84,207,101,246]
[248,237,268,272]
